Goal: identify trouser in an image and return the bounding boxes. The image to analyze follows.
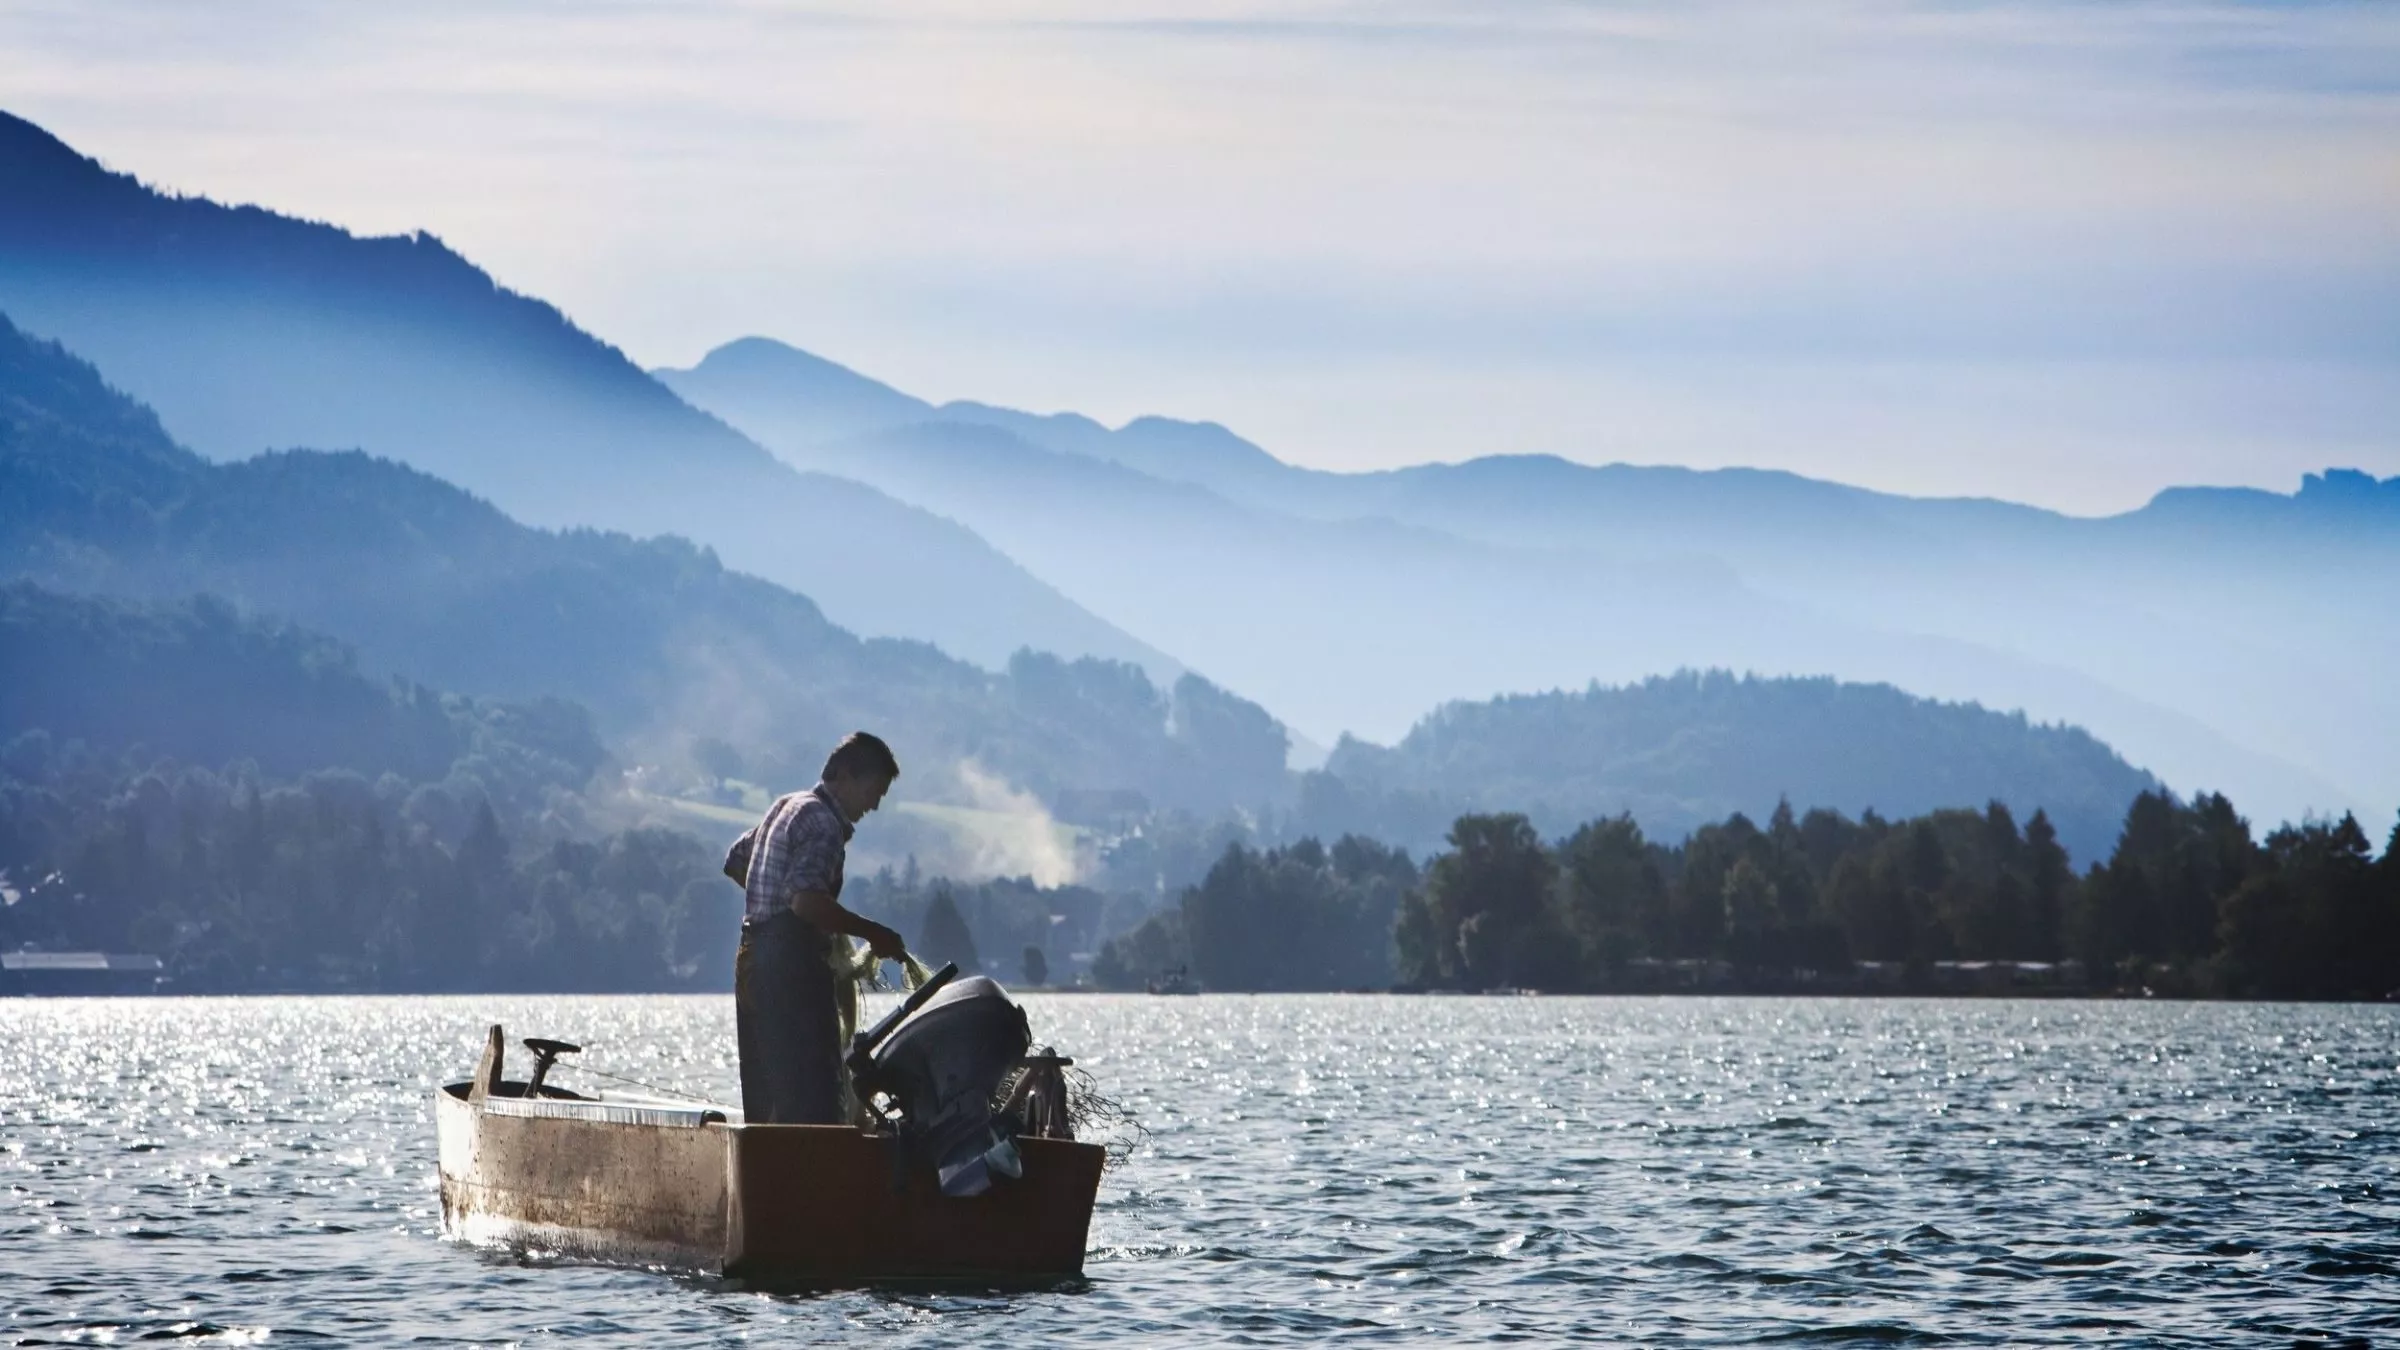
[734,914,841,1124]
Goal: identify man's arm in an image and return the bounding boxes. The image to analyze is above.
[788,888,906,960]
[776,799,906,959]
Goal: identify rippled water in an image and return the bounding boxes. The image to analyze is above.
[3,995,2395,1346]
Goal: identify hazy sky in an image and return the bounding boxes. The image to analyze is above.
[6,0,2396,512]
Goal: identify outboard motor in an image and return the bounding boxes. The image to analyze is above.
[855,974,1031,1197]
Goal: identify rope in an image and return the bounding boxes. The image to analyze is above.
[562,1061,730,1108]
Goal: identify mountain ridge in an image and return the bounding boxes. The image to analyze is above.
[657,336,2366,829]
[0,110,1182,687]
[7,107,2377,833]
[0,312,2196,877]
[0,311,1290,826]
[659,336,2400,529]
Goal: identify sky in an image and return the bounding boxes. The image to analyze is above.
[4,0,2396,513]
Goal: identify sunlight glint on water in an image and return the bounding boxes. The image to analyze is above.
[2,995,2394,1345]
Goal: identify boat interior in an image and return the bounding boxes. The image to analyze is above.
[443,1029,734,1126]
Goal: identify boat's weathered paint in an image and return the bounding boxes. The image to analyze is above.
[435,1084,1106,1284]
[435,1084,730,1271]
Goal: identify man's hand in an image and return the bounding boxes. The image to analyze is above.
[860,921,907,962]
[790,888,908,962]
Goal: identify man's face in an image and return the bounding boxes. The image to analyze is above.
[833,772,893,820]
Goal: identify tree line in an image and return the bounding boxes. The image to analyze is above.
[0,734,731,992]
[836,862,1162,990]
[1096,794,2400,1000]
[9,719,2394,1001]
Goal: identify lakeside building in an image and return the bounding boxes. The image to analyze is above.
[1,950,165,996]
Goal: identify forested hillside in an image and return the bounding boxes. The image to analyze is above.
[0,585,729,989]
[0,742,731,993]
[0,313,1289,816]
[0,583,601,792]
[1303,672,2158,866]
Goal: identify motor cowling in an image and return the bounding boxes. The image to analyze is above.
[858,975,1030,1197]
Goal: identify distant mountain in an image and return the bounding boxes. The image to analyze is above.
[1304,672,2161,866]
[1037,443,2397,828]
[5,102,2364,830]
[0,313,2191,865]
[657,337,2357,830]
[657,338,1293,499]
[1259,459,2398,829]
[666,337,937,445]
[0,110,1175,683]
[0,313,1289,818]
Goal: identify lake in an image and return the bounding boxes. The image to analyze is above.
[3,994,2393,1345]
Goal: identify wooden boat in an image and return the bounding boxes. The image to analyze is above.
[436,986,1107,1285]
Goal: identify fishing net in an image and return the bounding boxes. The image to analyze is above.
[828,941,934,1124]
[993,1054,1148,1170]
[1064,1065,1147,1170]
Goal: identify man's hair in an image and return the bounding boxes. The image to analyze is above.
[823,731,900,783]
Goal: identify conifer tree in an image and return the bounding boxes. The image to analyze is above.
[916,885,982,975]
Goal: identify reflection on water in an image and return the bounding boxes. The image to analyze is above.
[4,995,2395,1345]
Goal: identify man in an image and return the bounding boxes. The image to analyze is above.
[725,731,909,1124]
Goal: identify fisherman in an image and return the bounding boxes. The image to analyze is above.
[724,731,909,1124]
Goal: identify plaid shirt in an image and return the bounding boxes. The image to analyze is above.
[730,783,854,928]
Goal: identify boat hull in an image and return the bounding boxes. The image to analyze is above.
[436,1086,730,1270]
[726,1126,1104,1284]
[435,1085,1105,1285]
